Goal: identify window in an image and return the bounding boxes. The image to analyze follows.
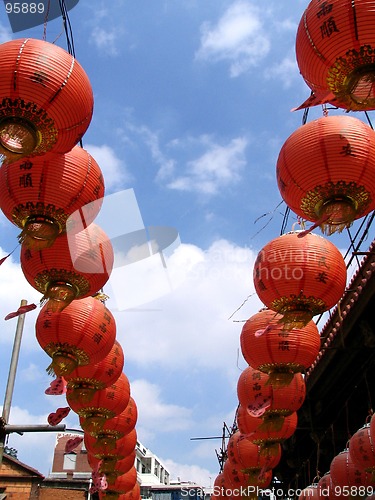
[63,452,77,470]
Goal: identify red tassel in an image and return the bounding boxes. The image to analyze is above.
[5,303,37,320]
[297,214,331,238]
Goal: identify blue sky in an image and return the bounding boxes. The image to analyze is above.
[0,0,372,488]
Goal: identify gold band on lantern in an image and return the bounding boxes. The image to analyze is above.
[327,45,375,110]
[35,270,90,298]
[271,294,325,329]
[258,363,303,387]
[0,98,57,158]
[13,203,67,230]
[300,180,370,234]
[44,342,89,376]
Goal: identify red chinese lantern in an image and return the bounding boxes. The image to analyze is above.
[295,0,375,111]
[240,308,320,386]
[64,340,124,401]
[85,428,137,464]
[223,459,272,491]
[0,38,93,165]
[349,424,375,476]
[0,146,104,249]
[253,231,347,328]
[81,397,137,441]
[237,405,298,455]
[276,115,375,235]
[227,431,281,473]
[67,372,131,431]
[237,366,305,429]
[21,222,114,311]
[330,449,373,492]
[35,296,116,376]
[99,480,140,500]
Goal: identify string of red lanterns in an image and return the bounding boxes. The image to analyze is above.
[0,36,140,499]
[215,0,375,496]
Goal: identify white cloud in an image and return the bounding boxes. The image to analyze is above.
[112,239,261,371]
[195,1,271,77]
[90,27,121,56]
[161,458,216,488]
[131,379,193,442]
[85,143,132,192]
[264,55,299,89]
[166,136,248,195]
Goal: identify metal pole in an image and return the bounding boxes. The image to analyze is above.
[0,299,28,467]
[4,425,67,434]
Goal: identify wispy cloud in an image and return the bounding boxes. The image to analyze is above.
[90,27,121,56]
[264,54,299,89]
[166,136,248,195]
[195,1,270,77]
[85,143,132,192]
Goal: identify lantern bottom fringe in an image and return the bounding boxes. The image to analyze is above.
[258,442,280,457]
[41,281,78,312]
[259,414,285,433]
[261,367,298,388]
[66,385,99,403]
[79,411,114,433]
[46,354,79,377]
[44,343,89,377]
[96,434,118,451]
[18,215,61,250]
[98,457,118,473]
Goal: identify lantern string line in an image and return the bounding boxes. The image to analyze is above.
[227,293,256,321]
[43,0,51,41]
[58,0,76,58]
[364,111,374,129]
[249,200,285,241]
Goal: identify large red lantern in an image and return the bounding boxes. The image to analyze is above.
[21,222,114,311]
[295,0,375,111]
[0,38,93,165]
[237,405,298,455]
[237,366,305,429]
[35,296,116,376]
[67,372,131,431]
[81,397,137,440]
[276,115,375,235]
[330,449,373,492]
[0,146,104,249]
[253,231,347,328]
[226,431,281,473]
[240,308,320,386]
[349,424,375,476]
[64,340,124,400]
